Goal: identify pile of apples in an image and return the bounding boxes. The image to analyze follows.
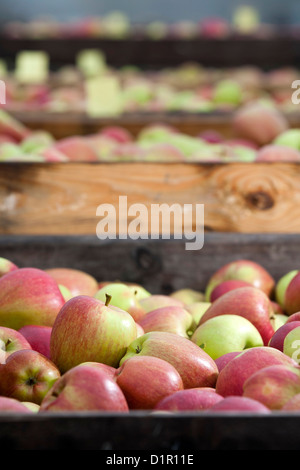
[1,102,300,163]
[1,254,300,414]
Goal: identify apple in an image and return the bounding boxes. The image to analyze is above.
[191,314,263,359]
[282,393,300,410]
[0,257,18,277]
[200,286,275,345]
[138,306,195,338]
[0,267,65,330]
[0,396,34,413]
[120,331,218,389]
[283,326,300,364]
[0,109,31,142]
[256,145,300,162]
[116,355,183,410]
[210,279,252,302]
[50,294,137,373]
[275,270,299,309]
[215,346,297,397]
[170,288,204,305]
[283,272,300,315]
[22,402,40,413]
[45,267,99,297]
[243,364,300,410]
[54,136,99,162]
[18,325,52,359]
[286,312,300,323]
[213,80,242,106]
[268,321,300,351]
[154,387,224,412]
[209,396,271,413]
[205,259,275,301]
[94,282,150,322]
[214,351,241,372]
[139,295,184,314]
[39,364,129,412]
[0,326,32,363]
[0,349,60,404]
[76,361,117,379]
[186,302,211,326]
[99,126,133,144]
[273,129,300,150]
[58,284,73,302]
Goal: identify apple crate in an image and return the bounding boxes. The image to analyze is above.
[0,233,300,450]
[2,160,300,236]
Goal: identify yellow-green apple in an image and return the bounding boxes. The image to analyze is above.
[214,351,241,372]
[205,259,275,301]
[282,393,300,410]
[213,79,242,106]
[40,364,129,412]
[19,325,52,359]
[215,346,297,397]
[275,270,299,309]
[154,387,223,412]
[0,257,18,277]
[115,355,183,409]
[22,402,40,413]
[232,102,288,146]
[186,302,211,326]
[46,267,99,297]
[0,267,65,329]
[283,272,300,315]
[170,288,204,305]
[243,364,300,410]
[200,286,275,345]
[191,314,263,359]
[138,306,195,338]
[283,326,300,364]
[139,295,184,314]
[0,109,31,142]
[210,396,271,413]
[268,321,300,351]
[50,295,137,372]
[0,396,34,413]
[0,349,60,405]
[58,284,73,301]
[0,326,32,363]
[94,282,150,322]
[120,331,218,389]
[273,129,300,150]
[210,279,252,302]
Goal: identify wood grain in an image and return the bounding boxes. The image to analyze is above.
[1,162,300,236]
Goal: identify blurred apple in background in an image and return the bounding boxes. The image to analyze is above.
[0,267,65,330]
[50,294,137,372]
[139,295,184,314]
[120,331,218,389]
[170,288,204,305]
[46,267,99,297]
[0,257,18,278]
[0,349,60,405]
[40,364,129,412]
[116,355,183,410]
[191,314,263,359]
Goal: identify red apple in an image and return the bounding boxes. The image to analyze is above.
[0,349,60,404]
[0,267,65,330]
[154,387,223,412]
[209,396,271,413]
[0,326,32,363]
[40,364,129,412]
[120,331,218,389]
[54,136,99,162]
[45,267,99,297]
[215,346,297,397]
[256,145,300,162]
[139,295,184,314]
[210,279,252,302]
[50,295,137,372]
[282,393,300,411]
[0,396,34,413]
[138,306,194,338]
[214,351,241,372]
[18,325,52,359]
[268,321,300,351]
[284,272,300,315]
[116,355,183,409]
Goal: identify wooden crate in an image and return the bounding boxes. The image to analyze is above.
[1,161,300,236]
[0,233,300,450]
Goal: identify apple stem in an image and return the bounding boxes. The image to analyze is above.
[105,294,112,306]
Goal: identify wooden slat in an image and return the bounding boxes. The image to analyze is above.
[1,162,300,237]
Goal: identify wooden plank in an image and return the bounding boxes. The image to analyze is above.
[1,162,300,237]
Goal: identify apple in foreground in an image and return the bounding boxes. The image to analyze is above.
[50,294,137,373]
[210,279,252,302]
[243,364,300,410]
[119,331,218,389]
[209,396,271,413]
[200,286,275,345]
[215,346,297,397]
[0,396,34,413]
[205,259,275,301]
[0,349,60,404]
[46,267,99,297]
[40,364,129,412]
[116,355,183,409]
[138,306,195,338]
[191,314,263,359]
[18,325,52,359]
[0,326,32,363]
[154,387,223,412]
[0,267,65,330]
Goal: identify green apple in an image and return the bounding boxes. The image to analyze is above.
[275,270,299,308]
[191,314,263,359]
[283,326,300,364]
[274,129,300,150]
